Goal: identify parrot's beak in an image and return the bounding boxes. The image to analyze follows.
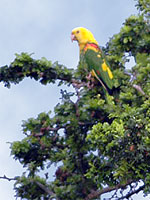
[71,33,76,42]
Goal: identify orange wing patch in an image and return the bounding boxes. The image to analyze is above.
[96,70,100,75]
[84,43,100,53]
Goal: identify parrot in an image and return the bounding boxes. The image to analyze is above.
[71,27,113,91]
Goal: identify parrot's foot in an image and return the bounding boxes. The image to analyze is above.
[86,73,92,80]
[87,81,95,89]
[86,73,95,89]
[71,79,86,89]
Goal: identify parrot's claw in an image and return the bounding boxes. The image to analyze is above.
[86,73,92,80]
[86,73,96,89]
[87,81,95,89]
[72,79,86,89]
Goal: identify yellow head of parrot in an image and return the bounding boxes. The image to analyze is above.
[71,27,98,50]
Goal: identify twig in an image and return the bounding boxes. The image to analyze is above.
[132,84,148,96]
[124,71,149,97]
[33,126,65,137]
[0,175,17,181]
[124,71,136,83]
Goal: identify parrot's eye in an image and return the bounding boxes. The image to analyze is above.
[76,30,80,34]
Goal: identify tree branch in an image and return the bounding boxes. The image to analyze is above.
[0,53,74,88]
[124,71,148,97]
[0,175,17,181]
[84,179,133,200]
[0,175,59,200]
[132,84,148,97]
[118,183,145,200]
[35,181,58,200]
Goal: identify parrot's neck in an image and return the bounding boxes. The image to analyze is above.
[79,43,86,52]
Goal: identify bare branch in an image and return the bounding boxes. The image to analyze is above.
[124,71,136,83]
[118,183,145,200]
[0,175,17,181]
[32,126,65,137]
[132,84,147,96]
[35,181,58,200]
[124,71,149,97]
[84,179,133,200]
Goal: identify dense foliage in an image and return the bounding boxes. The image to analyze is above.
[0,0,150,199]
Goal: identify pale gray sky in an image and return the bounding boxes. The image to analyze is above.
[0,0,148,199]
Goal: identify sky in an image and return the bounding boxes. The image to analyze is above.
[0,0,149,199]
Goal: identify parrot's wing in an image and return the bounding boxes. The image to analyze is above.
[83,44,113,89]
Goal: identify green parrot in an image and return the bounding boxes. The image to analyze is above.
[71,27,113,91]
